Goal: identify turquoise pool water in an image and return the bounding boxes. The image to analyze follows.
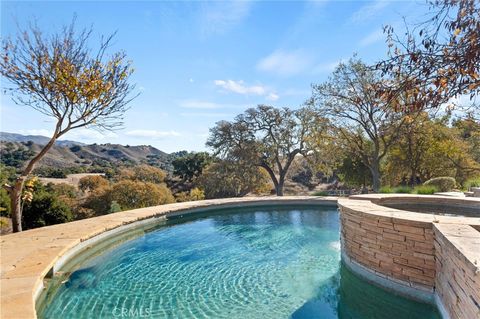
[40,206,440,319]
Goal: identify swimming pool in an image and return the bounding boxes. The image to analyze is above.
[39,206,440,318]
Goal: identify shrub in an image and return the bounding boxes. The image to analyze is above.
[79,175,109,192]
[423,176,456,192]
[110,180,174,210]
[413,185,438,195]
[117,165,167,184]
[464,177,480,190]
[22,191,73,230]
[379,186,393,193]
[175,187,205,202]
[393,186,412,193]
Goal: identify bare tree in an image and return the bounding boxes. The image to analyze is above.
[207,105,327,196]
[0,20,137,232]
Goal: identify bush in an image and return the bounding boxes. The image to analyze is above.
[423,176,456,192]
[22,192,73,230]
[79,175,109,192]
[413,185,438,195]
[393,186,412,193]
[175,188,205,202]
[110,180,174,210]
[464,177,480,190]
[379,186,393,193]
[117,165,167,184]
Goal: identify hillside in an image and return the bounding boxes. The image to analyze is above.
[0,132,84,147]
[0,134,173,172]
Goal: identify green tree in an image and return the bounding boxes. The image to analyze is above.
[172,152,212,183]
[0,143,35,168]
[384,114,480,186]
[197,161,270,199]
[22,189,73,230]
[0,164,16,216]
[310,58,409,192]
[0,20,136,232]
[207,105,326,196]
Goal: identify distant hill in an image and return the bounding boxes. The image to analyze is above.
[0,133,173,172]
[0,132,84,147]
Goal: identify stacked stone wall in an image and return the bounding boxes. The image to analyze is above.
[341,207,436,291]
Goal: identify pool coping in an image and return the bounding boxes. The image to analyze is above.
[0,196,337,319]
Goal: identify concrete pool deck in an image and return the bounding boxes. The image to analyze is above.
[0,196,337,319]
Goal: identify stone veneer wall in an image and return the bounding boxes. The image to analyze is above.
[434,224,480,319]
[340,207,436,292]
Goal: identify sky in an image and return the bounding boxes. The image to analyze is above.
[1,0,432,153]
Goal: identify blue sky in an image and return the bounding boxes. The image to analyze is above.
[1,0,430,152]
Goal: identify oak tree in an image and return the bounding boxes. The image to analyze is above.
[206,105,326,196]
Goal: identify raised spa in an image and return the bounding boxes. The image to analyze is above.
[38,206,440,319]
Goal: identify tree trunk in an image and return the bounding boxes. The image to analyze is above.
[8,128,60,232]
[370,161,381,193]
[276,174,285,196]
[10,178,26,232]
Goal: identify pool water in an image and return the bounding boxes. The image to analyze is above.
[40,206,440,319]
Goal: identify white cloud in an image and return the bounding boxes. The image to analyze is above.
[257,49,313,76]
[349,0,389,24]
[266,93,279,101]
[199,1,251,36]
[214,80,266,95]
[126,130,181,139]
[359,29,385,47]
[214,80,279,101]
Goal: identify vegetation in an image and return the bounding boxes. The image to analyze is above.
[423,176,457,192]
[0,20,136,232]
[310,58,409,192]
[196,160,270,199]
[207,105,327,196]
[377,0,479,115]
[21,181,74,230]
[172,152,212,183]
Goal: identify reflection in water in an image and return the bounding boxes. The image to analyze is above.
[292,265,440,319]
[40,206,439,319]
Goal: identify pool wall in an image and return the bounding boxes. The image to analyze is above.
[338,195,480,319]
[0,196,337,319]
